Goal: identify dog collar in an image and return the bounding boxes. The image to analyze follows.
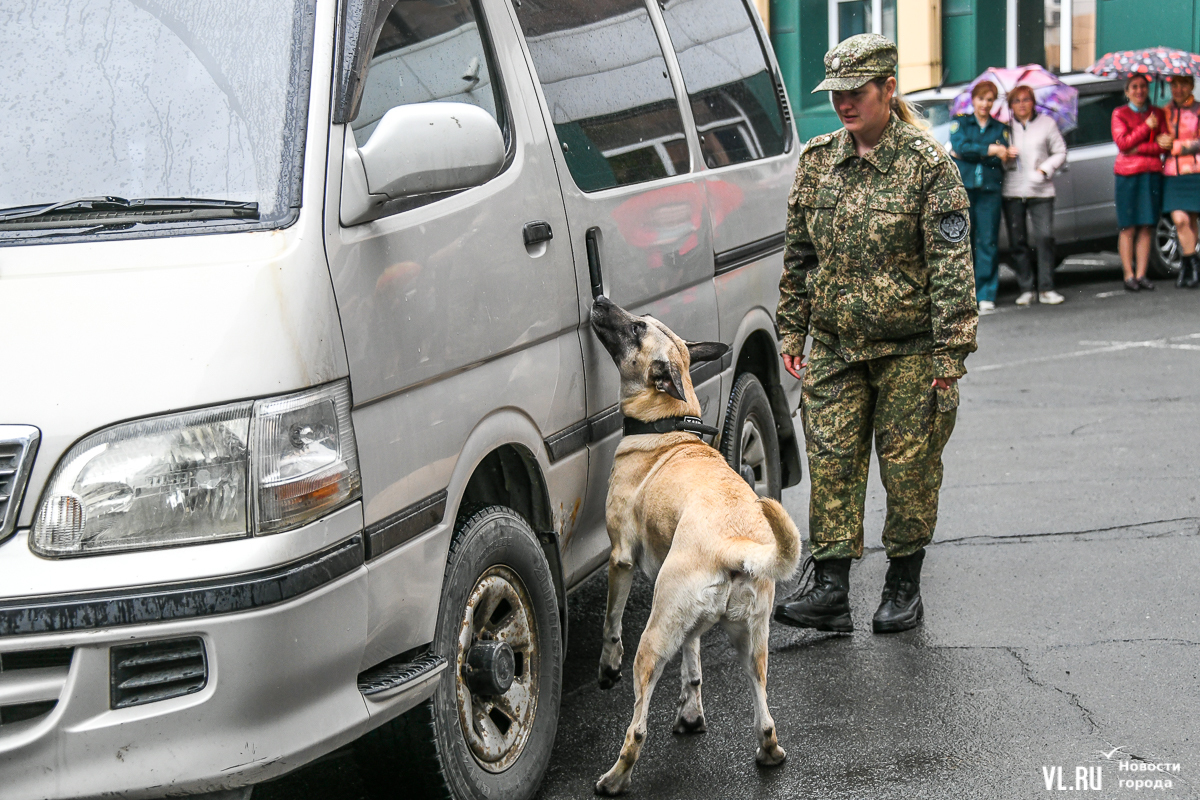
[622,415,719,440]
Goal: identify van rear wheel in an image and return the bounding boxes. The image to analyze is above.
[1150,214,1182,279]
[720,373,782,500]
[355,506,562,800]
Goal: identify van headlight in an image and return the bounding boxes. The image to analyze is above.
[31,381,361,557]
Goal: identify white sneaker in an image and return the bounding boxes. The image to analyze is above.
[1015,292,1035,306]
[1038,290,1065,305]
[978,300,996,315]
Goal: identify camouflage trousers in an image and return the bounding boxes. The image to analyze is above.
[801,339,958,560]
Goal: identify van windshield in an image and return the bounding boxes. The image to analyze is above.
[0,0,314,235]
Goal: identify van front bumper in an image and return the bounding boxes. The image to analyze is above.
[0,532,409,800]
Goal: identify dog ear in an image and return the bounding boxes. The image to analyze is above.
[651,359,687,401]
[686,341,728,364]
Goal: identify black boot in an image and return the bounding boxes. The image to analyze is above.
[773,557,853,632]
[872,549,925,634]
[1176,254,1194,289]
[1187,254,1200,289]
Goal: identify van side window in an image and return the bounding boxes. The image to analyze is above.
[352,0,504,145]
[515,0,689,192]
[1066,89,1124,148]
[659,0,787,167]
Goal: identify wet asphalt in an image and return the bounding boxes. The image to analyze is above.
[257,258,1200,800]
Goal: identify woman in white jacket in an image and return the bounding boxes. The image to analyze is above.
[1002,85,1069,305]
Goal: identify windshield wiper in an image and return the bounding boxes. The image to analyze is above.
[0,196,260,229]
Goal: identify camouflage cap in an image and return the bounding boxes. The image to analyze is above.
[812,33,897,92]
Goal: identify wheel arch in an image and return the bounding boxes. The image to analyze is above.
[727,309,802,488]
[444,409,567,647]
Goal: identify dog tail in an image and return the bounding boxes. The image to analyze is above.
[737,498,802,582]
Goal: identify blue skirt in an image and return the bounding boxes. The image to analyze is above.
[1162,173,1200,213]
[1115,172,1163,228]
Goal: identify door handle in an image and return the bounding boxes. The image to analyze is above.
[585,227,604,298]
[523,220,553,246]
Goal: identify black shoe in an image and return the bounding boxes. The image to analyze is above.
[1177,255,1193,289]
[1188,256,1200,289]
[1137,276,1155,291]
[774,556,853,632]
[872,549,925,634]
[1124,277,1140,292]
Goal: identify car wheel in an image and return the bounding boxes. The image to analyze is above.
[719,373,782,500]
[355,506,562,800]
[1150,214,1182,279]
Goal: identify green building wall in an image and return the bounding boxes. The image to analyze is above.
[769,0,1200,143]
[1095,0,1200,56]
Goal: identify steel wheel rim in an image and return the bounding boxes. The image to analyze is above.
[455,565,539,773]
[740,415,770,497]
[1158,216,1181,273]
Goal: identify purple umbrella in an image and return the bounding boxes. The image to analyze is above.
[950,65,1079,134]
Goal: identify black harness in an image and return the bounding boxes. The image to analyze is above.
[622,415,719,441]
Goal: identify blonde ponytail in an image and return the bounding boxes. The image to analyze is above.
[871,76,928,129]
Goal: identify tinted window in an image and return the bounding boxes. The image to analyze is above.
[353,0,502,143]
[515,0,689,192]
[1067,89,1124,148]
[660,0,786,167]
[914,99,954,129]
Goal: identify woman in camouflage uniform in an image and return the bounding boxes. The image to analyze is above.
[773,34,978,635]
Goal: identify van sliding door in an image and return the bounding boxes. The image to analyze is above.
[509,0,719,585]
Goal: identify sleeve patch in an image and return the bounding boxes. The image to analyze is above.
[938,211,969,243]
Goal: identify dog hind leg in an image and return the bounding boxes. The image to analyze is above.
[722,612,787,767]
[672,633,707,734]
[599,553,635,690]
[596,574,697,795]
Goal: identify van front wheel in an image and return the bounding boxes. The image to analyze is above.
[720,373,782,500]
[355,506,562,800]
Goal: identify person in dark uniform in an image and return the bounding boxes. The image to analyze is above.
[950,80,1009,314]
[773,34,978,635]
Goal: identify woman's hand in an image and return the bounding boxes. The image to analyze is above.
[1147,114,1160,130]
[931,376,958,390]
[1158,133,1175,150]
[782,353,806,380]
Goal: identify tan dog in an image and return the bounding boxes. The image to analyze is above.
[589,296,802,796]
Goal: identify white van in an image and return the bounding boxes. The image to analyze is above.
[0,1,800,797]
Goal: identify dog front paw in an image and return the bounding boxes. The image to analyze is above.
[598,665,623,690]
[756,744,787,767]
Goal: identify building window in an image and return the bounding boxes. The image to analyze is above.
[1072,0,1095,73]
[1045,0,1095,74]
[1044,0,1061,72]
[829,0,896,48]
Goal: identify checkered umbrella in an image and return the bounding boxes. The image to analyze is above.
[1087,47,1200,79]
[950,65,1078,133]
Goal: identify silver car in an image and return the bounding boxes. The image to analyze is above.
[0,1,800,798]
[907,74,1185,279]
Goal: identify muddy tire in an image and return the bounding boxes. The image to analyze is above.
[355,506,562,800]
[720,373,782,500]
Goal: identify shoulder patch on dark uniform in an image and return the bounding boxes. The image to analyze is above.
[938,210,969,243]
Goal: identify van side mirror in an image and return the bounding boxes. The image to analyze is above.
[340,102,505,226]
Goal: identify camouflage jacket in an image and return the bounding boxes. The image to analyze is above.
[778,115,978,378]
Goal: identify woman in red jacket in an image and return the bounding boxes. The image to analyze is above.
[1112,74,1169,291]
